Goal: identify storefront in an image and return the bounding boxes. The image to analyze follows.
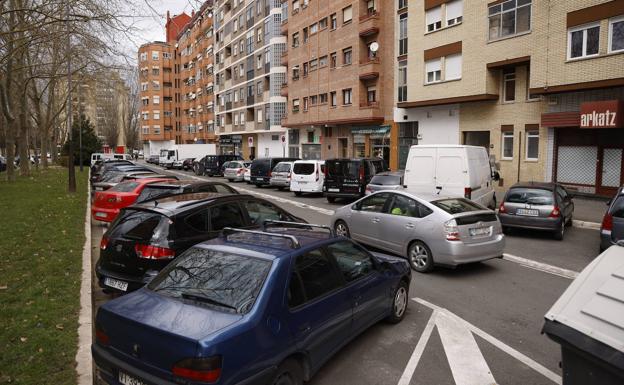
[219,134,242,156]
[351,125,391,163]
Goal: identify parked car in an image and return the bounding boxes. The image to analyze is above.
[92,165,153,186]
[194,155,243,176]
[244,165,252,183]
[224,161,251,182]
[92,171,156,193]
[600,186,624,252]
[96,193,305,292]
[90,160,137,184]
[135,180,239,203]
[251,157,300,187]
[145,154,158,164]
[324,158,387,203]
[171,158,194,170]
[269,161,295,190]
[498,182,574,240]
[91,178,176,222]
[332,190,505,272]
[365,171,405,195]
[403,145,499,209]
[92,222,410,385]
[290,160,325,196]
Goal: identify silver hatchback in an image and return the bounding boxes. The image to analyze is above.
[224,161,251,182]
[365,171,404,195]
[269,161,294,190]
[332,191,505,273]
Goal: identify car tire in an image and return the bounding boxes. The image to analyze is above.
[386,280,409,324]
[270,359,303,385]
[565,214,573,227]
[327,196,336,203]
[334,220,350,238]
[294,191,302,197]
[502,226,511,235]
[553,220,565,241]
[408,241,434,273]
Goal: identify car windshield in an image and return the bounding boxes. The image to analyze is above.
[431,198,483,214]
[506,188,554,206]
[293,163,315,175]
[109,181,139,192]
[370,174,401,185]
[327,160,359,177]
[148,248,272,314]
[137,186,180,202]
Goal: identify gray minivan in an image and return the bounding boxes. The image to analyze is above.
[600,186,624,252]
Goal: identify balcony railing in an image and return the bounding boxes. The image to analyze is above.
[359,11,380,37]
[359,101,379,109]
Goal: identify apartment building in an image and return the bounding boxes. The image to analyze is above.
[395,0,624,196]
[281,0,397,166]
[211,0,288,159]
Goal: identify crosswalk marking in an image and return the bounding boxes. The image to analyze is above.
[397,309,438,385]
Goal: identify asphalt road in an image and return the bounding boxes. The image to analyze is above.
[91,164,605,385]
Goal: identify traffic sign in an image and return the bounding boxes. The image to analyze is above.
[248,136,254,147]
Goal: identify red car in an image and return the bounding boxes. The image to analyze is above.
[91,178,175,222]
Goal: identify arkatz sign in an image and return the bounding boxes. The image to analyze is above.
[580,100,623,129]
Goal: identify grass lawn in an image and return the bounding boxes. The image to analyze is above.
[0,167,88,385]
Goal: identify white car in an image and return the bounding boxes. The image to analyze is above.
[244,166,251,183]
[290,160,325,196]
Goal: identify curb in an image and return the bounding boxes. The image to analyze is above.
[572,220,601,230]
[75,173,93,385]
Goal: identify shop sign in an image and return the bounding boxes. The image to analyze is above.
[219,135,232,144]
[231,135,242,144]
[580,100,623,129]
[351,125,391,135]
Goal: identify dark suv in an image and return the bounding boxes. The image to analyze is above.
[250,157,299,186]
[96,193,305,292]
[194,155,243,176]
[324,158,387,203]
[134,180,238,203]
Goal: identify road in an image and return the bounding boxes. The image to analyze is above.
[91,164,603,385]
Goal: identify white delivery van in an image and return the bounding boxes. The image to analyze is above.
[290,160,325,196]
[403,145,499,208]
[159,144,217,168]
[91,153,113,166]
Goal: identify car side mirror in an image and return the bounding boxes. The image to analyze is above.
[352,203,361,211]
[491,171,500,181]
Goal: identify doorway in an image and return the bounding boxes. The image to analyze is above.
[463,131,491,153]
[339,138,348,158]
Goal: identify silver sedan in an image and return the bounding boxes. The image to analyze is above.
[331,190,505,273]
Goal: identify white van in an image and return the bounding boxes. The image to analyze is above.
[113,154,133,161]
[290,160,325,196]
[403,145,499,208]
[91,153,113,166]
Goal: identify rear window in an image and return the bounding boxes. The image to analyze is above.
[274,163,291,172]
[108,210,168,241]
[137,186,180,203]
[293,163,315,175]
[110,181,139,192]
[370,174,401,186]
[505,188,554,206]
[610,196,624,218]
[101,173,124,183]
[148,249,272,314]
[327,160,359,177]
[431,198,483,214]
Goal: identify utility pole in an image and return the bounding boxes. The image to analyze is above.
[66,1,76,192]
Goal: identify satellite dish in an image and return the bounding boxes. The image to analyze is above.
[369,42,379,52]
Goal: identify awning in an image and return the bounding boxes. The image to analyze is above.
[350,125,390,135]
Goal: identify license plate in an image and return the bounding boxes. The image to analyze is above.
[516,209,539,216]
[104,277,128,291]
[95,212,107,218]
[298,181,307,184]
[95,187,103,191]
[119,371,146,385]
[469,227,492,237]
[328,188,340,192]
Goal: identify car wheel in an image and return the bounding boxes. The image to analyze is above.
[408,241,434,273]
[270,359,303,385]
[386,280,409,324]
[294,191,302,197]
[502,226,511,235]
[334,220,350,238]
[554,220,565,241]
[327,196,336,203]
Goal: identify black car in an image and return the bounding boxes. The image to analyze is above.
[91,171,157,193]
[181,157,195,171]
[250,157,300,186]
[194,154,243,176]
[134,180,238,203]
[96,192,305,292]
[324,158,388,202]
[146,155,160,164]
[90,160,138,184]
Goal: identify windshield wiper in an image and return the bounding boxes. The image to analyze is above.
[181,292,238,312]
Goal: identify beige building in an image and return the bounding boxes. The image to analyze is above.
[396,0,624,196]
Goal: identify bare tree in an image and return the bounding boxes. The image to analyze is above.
[122,69,140,153]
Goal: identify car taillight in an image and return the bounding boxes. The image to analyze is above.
[107,196,121,203]
[237,169,244,175]
[601,213,613,232]
[444,219,461,241]
[464,188,472,199]
[173,356,222,383]
[134,244,175,259]
[316,168,320,182]
[100,236,109,250]
[498,202,506,213]
[95,327,109,346]
[287,172,291,180]
[549,207,561,218]
[268,170,272,178]
[359,166,365,181]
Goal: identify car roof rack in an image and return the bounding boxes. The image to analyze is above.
[222,227,300,249]
[262,220,334,237]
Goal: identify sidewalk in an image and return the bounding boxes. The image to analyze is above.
[573,197,609,224]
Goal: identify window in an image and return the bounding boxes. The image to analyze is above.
[244,200,285,225]
[186,210,210,232]
[444,53,462,80]
[330,13,337,29]
[327,241,374,282]
[153,95,160,105]
[398,60,407,102]
[257,27,263,42]
[234,113,239,126]
[488,0,531,40]
[526,66,539,101]
[303,27,309,43]
[425,58,441,83]
[446,0,463,26]
[292,32,300,47]
[153,111,160,120]
[292,65,300,80]
[398,0,407,10]
[426,6,442,32]
[609,16,624,53]
[399,13,408,55]
[303,62,309,76]
[292,0,300,13]
[503,68,516,102]
[568,23,600,59]
[502,131,514,159]
[257,81,263,95]
[319,55,328,67]
[389,194,431,218]
[288,249,343,307]
[310,95,318,105]
[320,93,328,103]
[330,52,337,68]
[359,193,389,212]
[526,130,539,160]
[310,22,318,34]
[343,5,352,24]
[257,54,262,69]
[342,47,352,65]
[310,58,318,71]
[163,52,172,59]
[303,97,309,111]
[319,17,328,29]
[152,51,159,60]
[330,91,337,107]
[140,52,147,61]
[152,67,160,76]
[257,109,263,123]
[342,89,352,105]
[142,111,149,120]
[293,98,300,112]
[240,111,246,124]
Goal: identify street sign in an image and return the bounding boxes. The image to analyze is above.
[281,134,286,146]
[248,136,254,147]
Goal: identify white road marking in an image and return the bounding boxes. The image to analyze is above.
[397,310,438,385]
[502,253,579,280]
[572,219,601,230]
[412,297,562,385]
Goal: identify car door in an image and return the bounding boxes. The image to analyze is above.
[175,209,213,251]
[325,241,391,335]
[380,194,433,254]
[286,248,351,372]
[241,199,297,226]
[349,193,391,245]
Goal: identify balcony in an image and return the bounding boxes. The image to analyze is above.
[359,101,380,110]
[359,12,380,37]
[281,52,288,67]
[359,58,380,80]
[281,19,288,35]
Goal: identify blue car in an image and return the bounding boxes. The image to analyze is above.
[92,222,411,385]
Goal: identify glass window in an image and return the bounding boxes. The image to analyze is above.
[343,48,352,65]
[186,210,210,232]
[342,88,352,105]
[526,131,539,160]
[389,194,428,218]
[330,13,337,29]
[505,188,553,205]
[330,52,337,68]
[358,193,390,213]
[330,91,337,106]
[137,186,179,202]
[426,6,442,32]
[398,60,407,102]
[399,13,408,55]
[503,68,516,102]
[210,203,245,231]
[326,241,374,282]
[109,210,165,241]
[446,0,463,26]
[110,181,139,192]
[244,200,286,225]
[568,23,600,59]
[610,16,624,53]
[343,6,352,24]
[488,0,532,40]
[425,58,441,83]
[610,196,624,218]
[431,198,483,214]
[291,249,343,305]
[502,131,514,159]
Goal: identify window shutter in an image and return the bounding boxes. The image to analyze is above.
[446,0,463,21]
[444,53,462,80]
[343,6,352,23]
[425,6,442,25]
